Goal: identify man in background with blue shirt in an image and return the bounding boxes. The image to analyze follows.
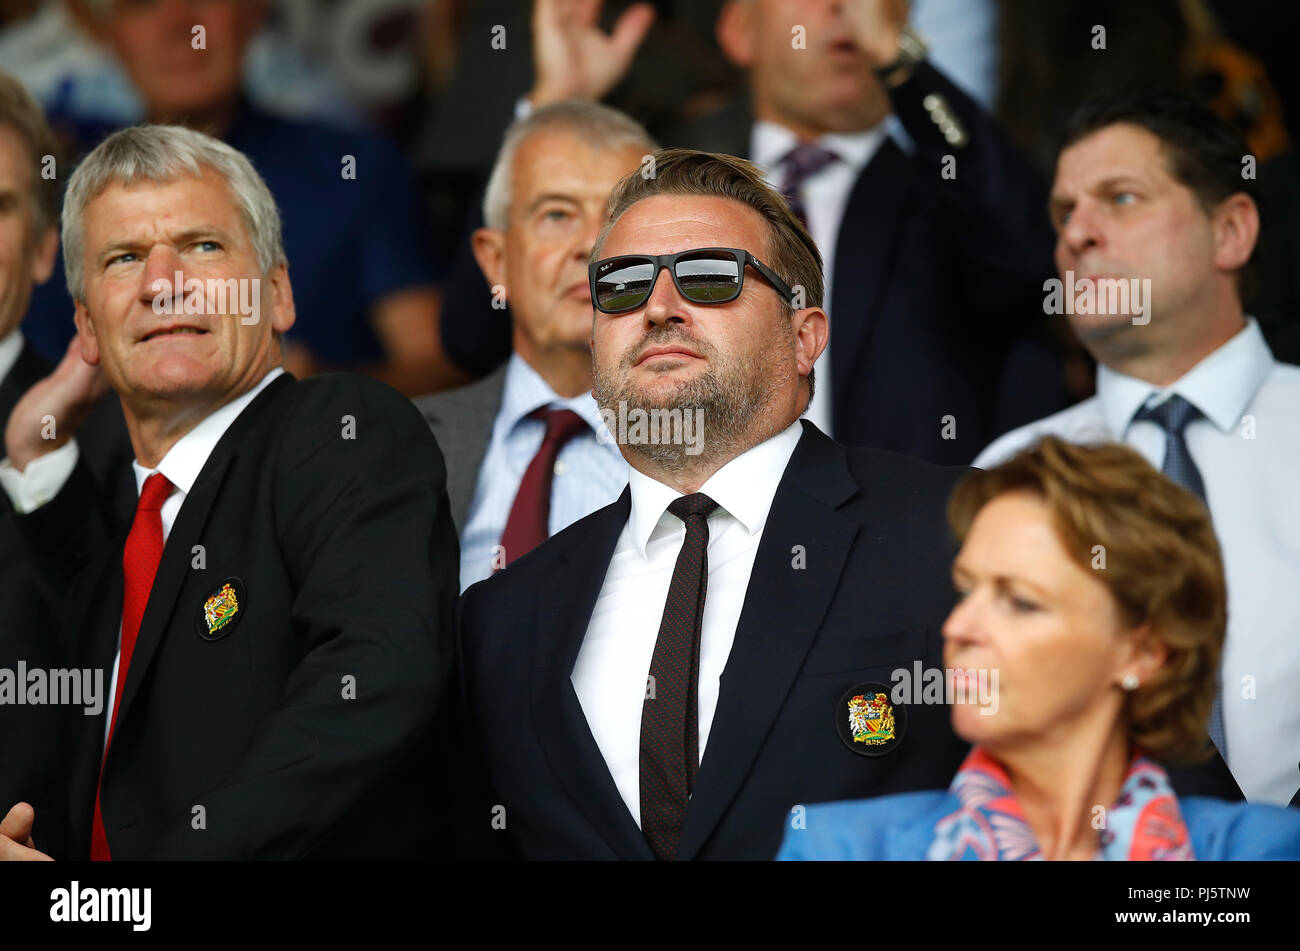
[975,92,1299,807]
[416,101,653,590]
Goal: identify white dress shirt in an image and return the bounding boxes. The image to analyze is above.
[459,353,628,591]
[975,319,1300,806]
[0,367,285,750]
[571,420,804,827]
[750,123,886,438]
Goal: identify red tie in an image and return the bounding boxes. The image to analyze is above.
[90,471,173,861]
[497,408,588,567]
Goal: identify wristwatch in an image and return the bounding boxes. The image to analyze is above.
[874,25,929,87]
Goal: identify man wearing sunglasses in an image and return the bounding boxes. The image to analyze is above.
[458,148,970,860]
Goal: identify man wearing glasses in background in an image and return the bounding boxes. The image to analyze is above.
[458,149,970,860]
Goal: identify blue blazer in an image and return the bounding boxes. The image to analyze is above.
[777,792,1300,860]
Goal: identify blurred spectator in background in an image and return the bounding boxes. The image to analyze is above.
[0,1,360,135]
[415,101,650,591]
[998,0,1289,174]
[0,70,133,857]
[975,92,1300,807]
[414,0,734,260]
[0,1,142,130]
[0,71,65,844]
[997,0,1297,386]
[1255,152,1300,363]
[436,0,1064,466]
[12,0,454,395]
[416,0,998,234]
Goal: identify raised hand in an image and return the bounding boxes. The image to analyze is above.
[528,0,656,107]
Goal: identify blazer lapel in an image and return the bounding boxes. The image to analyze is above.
[530,487,655,860]
[677,423,861,859]
[418,365,504,531]
[829,140,912,403]
[111,374,293,740]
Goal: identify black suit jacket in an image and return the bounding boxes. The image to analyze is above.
[0,341,134,831]
[459,422,972,859]
[441,62,1065,464]
[0,342,56,824]
[17,372,459,859]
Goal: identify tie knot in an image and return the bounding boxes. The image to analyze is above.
[137,472,173,513]
[778,143,839,188]
[1134,394,1201,435]
[531,406,589,447]
[668,492,718,523]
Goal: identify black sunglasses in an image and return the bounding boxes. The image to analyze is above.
[588,247,796,315]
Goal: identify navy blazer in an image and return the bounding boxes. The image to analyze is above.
[454,421,1241,859]
[458,422,974,859]
[818,62,1065,464]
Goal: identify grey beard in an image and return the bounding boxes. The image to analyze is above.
[593,349,777,474]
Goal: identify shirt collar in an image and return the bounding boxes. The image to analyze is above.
[498,351,607,436]
[1098,317,1274,437]
[626,420,804,558]
[0,329,23,384]
[750,120,886,180]
[132,367,285,497]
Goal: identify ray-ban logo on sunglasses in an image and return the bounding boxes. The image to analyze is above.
[589,247,795,314]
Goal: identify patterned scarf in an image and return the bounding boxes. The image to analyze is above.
[927,747,1195,861]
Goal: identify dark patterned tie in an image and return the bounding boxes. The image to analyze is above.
[1133,394,1226,759]
[777,143,839,230]
[498,407,588,567]
[639,492,719,860]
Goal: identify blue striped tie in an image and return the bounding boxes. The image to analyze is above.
[1133,394,1227,761]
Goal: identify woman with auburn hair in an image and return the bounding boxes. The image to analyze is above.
[778,437,1300,861]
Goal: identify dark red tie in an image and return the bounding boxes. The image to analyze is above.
[90,471,172,861]
[498,407,588,566]
[639,492,718,860]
